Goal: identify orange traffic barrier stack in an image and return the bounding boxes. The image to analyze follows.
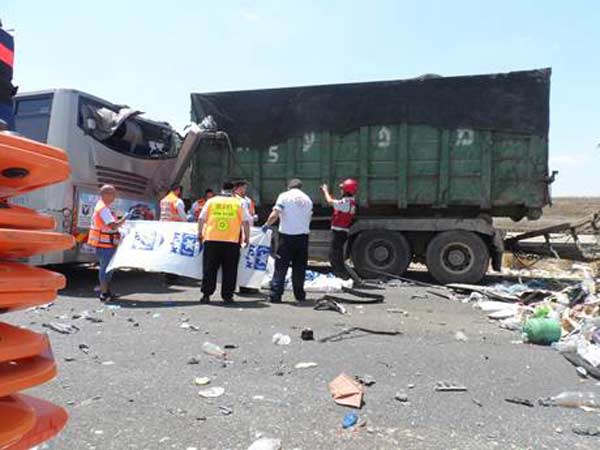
[0,132,74,449]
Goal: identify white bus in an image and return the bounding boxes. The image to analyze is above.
[12,88,202,264]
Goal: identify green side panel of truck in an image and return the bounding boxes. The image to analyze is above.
[191,124,548,220]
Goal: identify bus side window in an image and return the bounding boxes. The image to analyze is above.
[14,95,54,143]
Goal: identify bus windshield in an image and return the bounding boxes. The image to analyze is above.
[14,94,53,143]
[78,95,180,159]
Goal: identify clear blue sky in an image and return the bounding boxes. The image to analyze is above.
[2,0,599,196]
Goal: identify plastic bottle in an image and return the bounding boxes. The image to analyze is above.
[523,318,561,345]
[202,342,226,358]
[548,392,600,409]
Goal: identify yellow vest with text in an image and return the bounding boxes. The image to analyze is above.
[202,196,244,243]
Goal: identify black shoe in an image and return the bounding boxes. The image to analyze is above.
[99,293,110,302]
[200,295,211,304]
[295,297,307,303]
[222,297,235,305]
[269,297,282,304]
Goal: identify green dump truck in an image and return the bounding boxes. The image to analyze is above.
[188,68,552,284]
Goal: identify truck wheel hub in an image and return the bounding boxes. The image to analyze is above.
[441,243,473,274]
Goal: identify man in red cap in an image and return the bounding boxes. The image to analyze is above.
[320,179,358,280]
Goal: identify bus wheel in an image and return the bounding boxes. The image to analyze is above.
[351,230,411,278]
[425,231,489,284]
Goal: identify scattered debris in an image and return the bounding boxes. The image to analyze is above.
[64,357,76,362]
[202,342,226,358]
[224,344,237,349]
[472,398,483,407]
[194,377,211,386]
[78,343,90,354]
[272,333,291,346]
[198,387,225,398]
[342,411,359,429]
[505,397,534,408]
[407,384,416,389]
[435,381,467,392]
[180,323,200,331]
[219,406,233,416]
[454,331,468,342]
[247,437,282,450]
[572,426,600,437]
[329,373,364,408]
[300,328,314,341]
[187,356,201,365]
[394,391,409,403]
[387,308,409,315]
[314,298,346,314]
[355,374,376,386]
[42,322,80,335]
[577,367,589,378]
[294,362,318,369]
[101,361,115,366]
[319,327,402,343]
[85,316,103,323]
[539,391,600,410]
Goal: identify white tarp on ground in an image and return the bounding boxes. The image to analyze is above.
[107,221,272,289]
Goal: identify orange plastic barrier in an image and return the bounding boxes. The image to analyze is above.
[0,133,70,448]
[0,203,55,230]
[0,229,74,258]
[0,395,36,449]
[4,395,68,450]
[0,262,66,312]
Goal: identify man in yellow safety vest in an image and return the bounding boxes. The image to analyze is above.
[87,184,126,302]
[197,181,251,304]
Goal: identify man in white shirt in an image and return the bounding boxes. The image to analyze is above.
[262,178,313,303]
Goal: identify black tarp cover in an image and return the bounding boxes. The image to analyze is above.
[190,68,550,149]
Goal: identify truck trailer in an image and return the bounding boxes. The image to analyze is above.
[188,69,553,284]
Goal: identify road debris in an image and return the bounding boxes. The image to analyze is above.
[454,331,468,342]
[329,373,364,408]
[272,333,291,345]
[187,356,201,365]
[314,298,346,314]
[78,343,90,354]
[300,327,314,340]
[247,437,282,450]
[319,326,402,343]
[435,381,467,392]
[572,426,600,437]
[180,323,200,331]
[505,397,534,407]
[202,342,226,358]
[294,362,318,369]
[539,391,600,410]
[198,387,225,398]
[194,377,211,386]
[342,411,359,429]
[219,405,233,415]
[42,322,80,334]
[394,391,409,403]
[355,374,376,386]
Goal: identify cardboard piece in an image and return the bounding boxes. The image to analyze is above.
[328,373,364,408]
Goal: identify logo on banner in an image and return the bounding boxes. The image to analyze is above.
[170,232,201,257]
[244,244,270,271]
[131,230,164,251]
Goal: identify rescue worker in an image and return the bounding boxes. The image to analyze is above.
[198,181,251,304]
[159,184,187,222]
[87,184,126,302]
[321,179,358,280]
[188,189,215,222]
[233,180,258,224]
[262,179,313,303]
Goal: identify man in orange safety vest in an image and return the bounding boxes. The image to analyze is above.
[159,184,187,222]
[87,184,126,302]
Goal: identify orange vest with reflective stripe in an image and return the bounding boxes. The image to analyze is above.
[160,191,184,221]
[202,196,244,243]
[87,200,119,248]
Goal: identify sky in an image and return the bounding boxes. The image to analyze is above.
[2,0,599,196]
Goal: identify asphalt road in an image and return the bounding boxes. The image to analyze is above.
[8,267,600,450]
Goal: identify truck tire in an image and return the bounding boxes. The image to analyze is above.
[425,231,489,284]
[351,230,411,278]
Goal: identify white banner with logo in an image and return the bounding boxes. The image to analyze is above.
[107,221,272,289]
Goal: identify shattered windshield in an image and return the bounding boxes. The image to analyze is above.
[78,95,181,159]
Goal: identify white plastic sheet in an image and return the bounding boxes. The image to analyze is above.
[107,221,272,289]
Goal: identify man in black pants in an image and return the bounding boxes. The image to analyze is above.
[198,181,251,304]
[262,179,313,303]
[321,179,358,279]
